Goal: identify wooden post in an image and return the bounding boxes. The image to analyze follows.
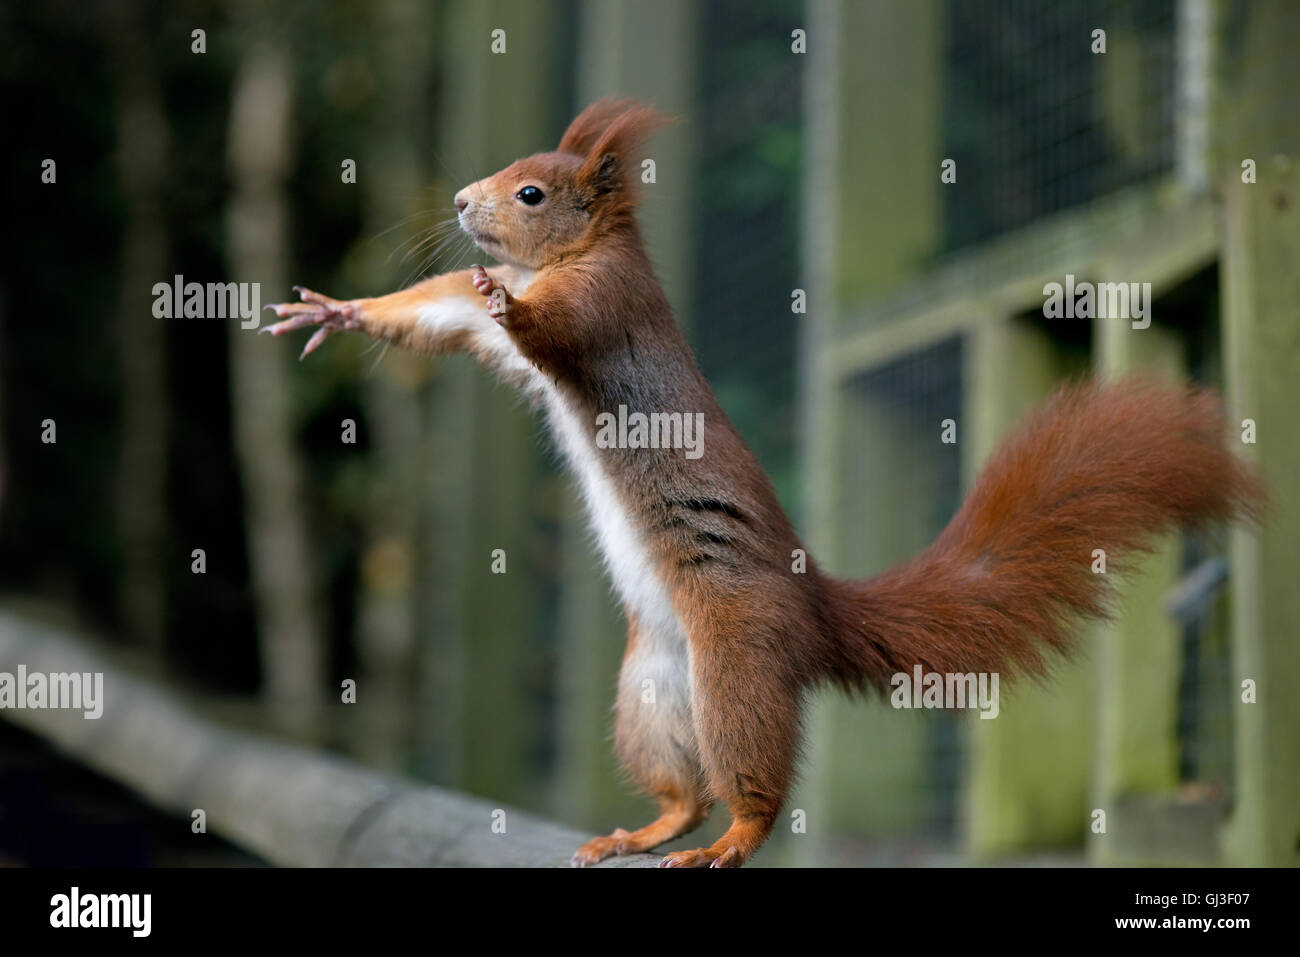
[794,0,945,863]
[1088,316,1188,864]
[575,0,696,324]
[792,0,845,865]
[963,317,1095,859]
[1213,0,1300,869]
[1221,156,1300,866]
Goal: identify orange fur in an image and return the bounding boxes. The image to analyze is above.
[827,380,1267,689]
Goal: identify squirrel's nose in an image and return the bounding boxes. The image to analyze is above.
[454,194,469,213]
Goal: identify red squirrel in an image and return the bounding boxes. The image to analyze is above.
[264,99,1265,867]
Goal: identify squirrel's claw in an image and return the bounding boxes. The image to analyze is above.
[299,326,333,360]
[469,264,496,296]
[569,828,633,867]
[470,265,514,325]
[261,304,325,335]
[658,845,742,868]
[294,285,346,308]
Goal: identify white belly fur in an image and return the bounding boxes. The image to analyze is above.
[540,382,697,776]
[417,279,693,717]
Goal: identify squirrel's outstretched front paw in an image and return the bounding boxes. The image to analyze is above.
[261,286,361,359]
[471,265,514,326]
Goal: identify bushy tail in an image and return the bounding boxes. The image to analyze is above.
[825,379,1266,691]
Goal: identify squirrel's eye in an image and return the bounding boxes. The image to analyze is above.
[516,186,545,206]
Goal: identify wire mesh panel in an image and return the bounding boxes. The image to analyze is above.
[845,339,965,842]
[810,0,1299,862]
[944,0,1178,253]
[692,0,805,506]
[819,2,1193,854]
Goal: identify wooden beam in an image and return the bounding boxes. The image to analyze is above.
[0,611,657,868]
[828,183,1217,378]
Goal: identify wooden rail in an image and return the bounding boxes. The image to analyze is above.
[0,611,656,867]
[826,181,1217,380]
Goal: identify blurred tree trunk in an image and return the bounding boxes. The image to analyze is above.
[418,0,560,806]
[411,3,477,789]
[225,35,327,737]
[343,0,437,770]
[104,1,169,652]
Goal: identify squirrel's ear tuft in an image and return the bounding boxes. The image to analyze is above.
[573,102,673,201]
[558,98,639,155]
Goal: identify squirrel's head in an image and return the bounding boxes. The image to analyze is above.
[454,99,670,270]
